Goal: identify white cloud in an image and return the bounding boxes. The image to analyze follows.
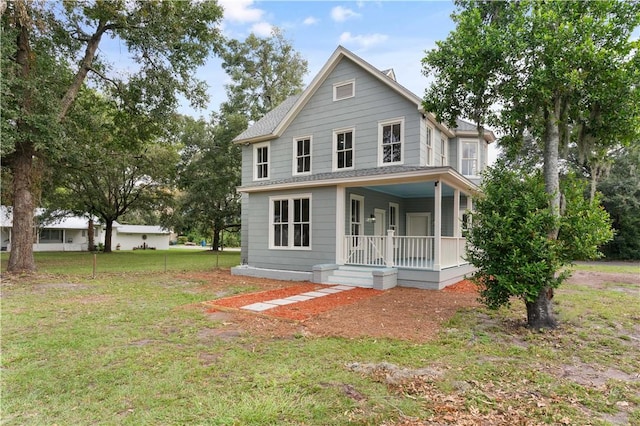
[251,22,274,37]
[339,32,388,50]
[303,16,318,25]
[331,6,361,22]
[219,0,264,23]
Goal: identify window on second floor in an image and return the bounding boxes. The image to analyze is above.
[334,129,354,170]
[425,125,433,166]
[253,142,270,181]
[333,79,355,101]
[461,141,478,176]
[379,118,404,166]
[440,138,448,166]
[293,136,312,175]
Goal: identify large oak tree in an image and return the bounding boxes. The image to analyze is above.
[1,0,223,272]
[422,0,639,328]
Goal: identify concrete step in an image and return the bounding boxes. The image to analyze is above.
[326,275,373,288]
[332,269,374,279]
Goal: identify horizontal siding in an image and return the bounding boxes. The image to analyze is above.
[247,187,337,272]
[251,57,423,184]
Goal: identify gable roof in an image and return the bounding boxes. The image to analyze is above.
[115,224,170,235]
[234,46,457,144]
[233,94,301,143]
[455,118,496,143]
[0,206,100,229]
[233,46,496,145]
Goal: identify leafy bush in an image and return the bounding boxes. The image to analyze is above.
[466,162,613,325]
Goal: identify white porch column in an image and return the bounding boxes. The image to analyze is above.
[453,188,461,238]
[466,192,473,229]
[433,180,442,271]
[335,186,345,265]
[385,229,395,267]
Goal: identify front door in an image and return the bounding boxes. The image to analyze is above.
[374,208,386,236]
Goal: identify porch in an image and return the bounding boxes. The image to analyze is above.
[343,233,467,270]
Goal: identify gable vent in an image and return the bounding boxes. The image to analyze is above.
[334,80,355,101]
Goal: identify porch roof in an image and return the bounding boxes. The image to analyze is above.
[238,165,478,196]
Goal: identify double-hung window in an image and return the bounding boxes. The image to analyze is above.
[389,202,399,231]
[461,141,478,176]
[379,118,404,165]
[254,142,270,180]
[293,137,311,175]
[334,129,354,170]
[270,195,311,249]
[350,194,364,246]
[440,138,448,166]
[425,125,433,166]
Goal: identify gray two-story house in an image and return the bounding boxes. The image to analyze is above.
[231,46,494,290]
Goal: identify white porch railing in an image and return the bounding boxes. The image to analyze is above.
[343,232,467,270]
[343,235,387,266]
[441,237,467,268]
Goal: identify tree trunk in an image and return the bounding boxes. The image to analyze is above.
[7,145,36,272]
[7,20,36,273]
[212,226,221,251]
[525,286,557,329]
[543,102,561,228]
[104,220,113,253]
[87,219,95,251]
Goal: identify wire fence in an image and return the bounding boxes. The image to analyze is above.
[0,249,242,277]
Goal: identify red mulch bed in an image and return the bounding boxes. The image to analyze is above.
[204,284,384,321]
[442,279,479,294]
[203,279,476,322]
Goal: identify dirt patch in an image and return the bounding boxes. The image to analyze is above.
[567,270,639,289]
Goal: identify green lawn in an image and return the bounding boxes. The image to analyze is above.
[1,253,638,425]
[1,248,240,275]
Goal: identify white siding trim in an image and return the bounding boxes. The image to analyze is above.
[378,117,405,167]
[268,193,313,250]
[333,78,355,101]
[253,141,270,181]
[332,127,356,172]
[459,139,480,178]
[292,135,313,176]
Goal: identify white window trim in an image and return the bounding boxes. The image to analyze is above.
[333,79,355,101]
[459,139,480,178]
[253,141,270,181]
[389,202,399,232]
[349,194,364,237]
[440,138,448,166]
[378,117,405,166]
[332,127,355,171]
[292,135,312,176]
[268,193,312,250]
[425,124,434,166]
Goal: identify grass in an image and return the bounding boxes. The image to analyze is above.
[1,248,239,275]
[1,254,639,425]
[573,260,639,274]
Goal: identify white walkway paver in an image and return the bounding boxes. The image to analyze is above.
[239,285,357,313]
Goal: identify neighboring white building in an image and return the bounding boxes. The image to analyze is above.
[112,224,171,251]
[0,206,171,252]
[1,206,104,252]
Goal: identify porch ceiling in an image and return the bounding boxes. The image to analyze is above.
[366,182,456,198]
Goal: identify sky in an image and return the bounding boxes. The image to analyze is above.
[186,0,458,118]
